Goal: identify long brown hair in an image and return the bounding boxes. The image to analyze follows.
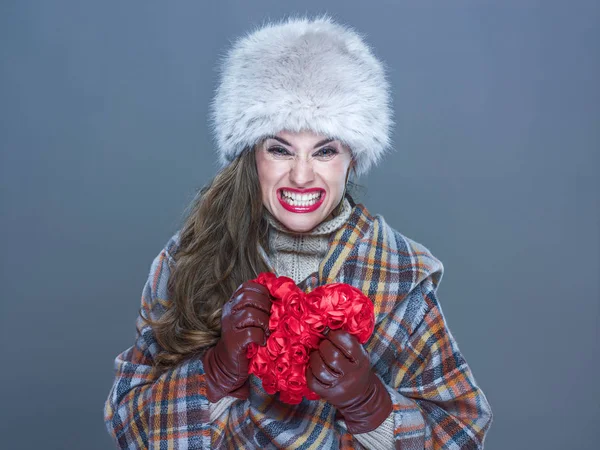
[145,147,271,370]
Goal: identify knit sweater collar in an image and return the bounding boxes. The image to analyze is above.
[262,198,352,283]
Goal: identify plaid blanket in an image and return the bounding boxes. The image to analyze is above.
[104,202,493,449]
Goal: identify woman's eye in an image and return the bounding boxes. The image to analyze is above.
[314,147,338,158]
[267,146,292,157]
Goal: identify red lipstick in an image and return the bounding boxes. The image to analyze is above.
[277,188,326,213]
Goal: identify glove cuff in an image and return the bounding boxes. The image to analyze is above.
[202,345,247,403]
[339,375,393,434]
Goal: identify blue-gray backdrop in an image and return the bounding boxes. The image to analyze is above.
[1,1,598,449]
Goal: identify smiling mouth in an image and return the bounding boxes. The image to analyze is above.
[279,189,323,207]
[277,188,326,213]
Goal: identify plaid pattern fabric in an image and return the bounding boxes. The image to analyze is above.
[105,202,493,449]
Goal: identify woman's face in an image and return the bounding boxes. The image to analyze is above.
[255,130,353,233]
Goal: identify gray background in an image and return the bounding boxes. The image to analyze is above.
[1,1,598,449]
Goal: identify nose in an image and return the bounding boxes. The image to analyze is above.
[289,157,315,186]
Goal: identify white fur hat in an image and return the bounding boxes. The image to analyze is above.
[210,15,393,176]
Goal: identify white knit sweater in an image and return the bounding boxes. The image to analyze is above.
[264,197,353,283]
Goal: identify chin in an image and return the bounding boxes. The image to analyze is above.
[281,217,320,233]
[268,199,336,232]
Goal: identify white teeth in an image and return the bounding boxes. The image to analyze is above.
[281,190,322,206]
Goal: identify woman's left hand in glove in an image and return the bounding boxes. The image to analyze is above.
[306,329,393,434]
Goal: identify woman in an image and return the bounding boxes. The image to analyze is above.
[104,16,493,449]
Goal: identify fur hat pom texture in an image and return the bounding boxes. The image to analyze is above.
[210,15,393,176]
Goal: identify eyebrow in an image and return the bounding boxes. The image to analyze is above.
[265,135,335,149]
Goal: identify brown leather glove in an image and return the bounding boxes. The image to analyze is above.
[306,329,393,434]
[202,281,272,403]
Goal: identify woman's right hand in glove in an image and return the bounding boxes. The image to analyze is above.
[202,281,272,403]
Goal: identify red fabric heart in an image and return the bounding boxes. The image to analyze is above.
[246,272,375,404]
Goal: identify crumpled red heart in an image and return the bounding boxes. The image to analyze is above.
[246,272,375,404]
